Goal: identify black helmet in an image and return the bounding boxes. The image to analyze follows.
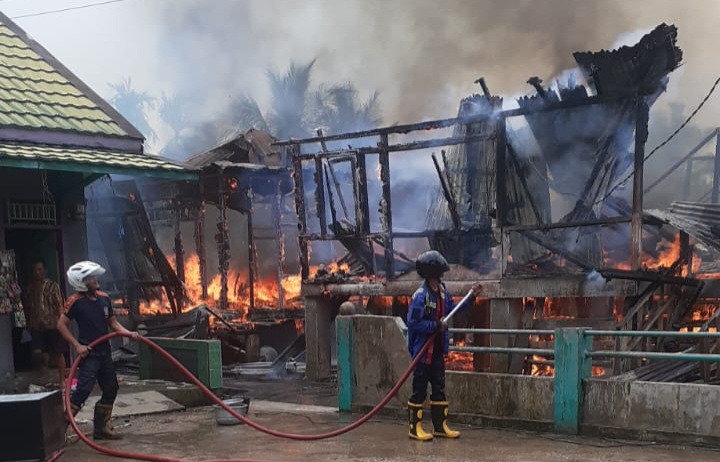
[416,250,449,279]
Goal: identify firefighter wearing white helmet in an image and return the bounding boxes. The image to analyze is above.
[56,261,139,440]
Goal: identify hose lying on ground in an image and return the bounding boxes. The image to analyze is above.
[65,331,435,462]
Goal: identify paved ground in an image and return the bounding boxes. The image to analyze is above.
[60,400,720,462]
[9,369,720,461]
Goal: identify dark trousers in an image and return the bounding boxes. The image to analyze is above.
[409,353,446,404]
[70,352,119,407]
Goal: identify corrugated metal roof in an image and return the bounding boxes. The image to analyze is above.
[573,23,682,97]
[0,141,197,179]
[0,13,142,139]
[185,129,281,169]
[647,202,720,254]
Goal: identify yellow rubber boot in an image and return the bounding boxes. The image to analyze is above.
[408,402,433,441]
[430,401,460,438]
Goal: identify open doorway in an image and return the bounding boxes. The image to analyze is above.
[5,228,63,372]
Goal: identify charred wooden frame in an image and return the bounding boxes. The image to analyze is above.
[282,93,655,284]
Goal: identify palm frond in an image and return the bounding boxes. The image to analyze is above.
[266,59,316,139]
[108,76,157,141]
[229,95,270,133]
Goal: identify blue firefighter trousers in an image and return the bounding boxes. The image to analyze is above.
[70,351,119,407]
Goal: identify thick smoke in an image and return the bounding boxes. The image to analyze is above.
[121,0,720,242]
[132,1,720,203]
[142,0,636,126]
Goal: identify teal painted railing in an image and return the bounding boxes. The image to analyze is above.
[336,321,720,433]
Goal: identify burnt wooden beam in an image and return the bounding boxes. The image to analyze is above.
[194,195,208,299]
[276,93,635,147]
[325,159,349,219]
[379,134,395,279]
[599,268,700,287]
[631,99,649,270]
[317,128,350,218]
[296,133,495,159]
[291,145,310,280]
[475,77,492,98]
[496,117,508,228]
[273,180,285,311]
[324,165,339,228]
[174,201,185,285]
[300,229,458,240]
[355,153,371,236]
[431,153,461,229]
[441,150,451,180]
[313,156,328,238]
[247,191,255,315]
[217,175,229,310]
[301,277,637,298]
[300,232,376,241]
[504,216,632,232]
[680,230,692,277]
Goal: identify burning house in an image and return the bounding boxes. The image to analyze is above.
[284,24,720,383]
[86,129,302,363]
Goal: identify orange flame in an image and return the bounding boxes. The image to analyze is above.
[644,236,681,270]
[446,340,474,371]
[138,252,305,316]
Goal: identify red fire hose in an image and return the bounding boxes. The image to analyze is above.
[65,331,435,462]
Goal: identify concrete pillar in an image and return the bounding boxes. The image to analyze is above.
[554,327,591,434]
[305,295,332,380]
[488,298,524,373]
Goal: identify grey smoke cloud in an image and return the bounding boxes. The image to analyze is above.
[9,0,717,209]
[143,0,637,123]
[137,1,720,208]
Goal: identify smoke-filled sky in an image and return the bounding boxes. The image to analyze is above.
[3,0,720,207]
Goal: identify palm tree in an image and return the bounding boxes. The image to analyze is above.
[155,59,383,159]
[312,82,382,135]
[109,77,156,142]
[229,60,316,140]
[230,60,382,140]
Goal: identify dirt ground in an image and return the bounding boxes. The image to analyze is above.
[9,369,718,462]
[60,399,720,462]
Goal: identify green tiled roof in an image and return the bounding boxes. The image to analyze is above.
[0,21,131,137]
[0,141,197,180]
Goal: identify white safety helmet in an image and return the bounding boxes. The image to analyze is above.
[66,261,106,292]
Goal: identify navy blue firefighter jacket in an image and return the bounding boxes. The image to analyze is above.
[406,281,466,360]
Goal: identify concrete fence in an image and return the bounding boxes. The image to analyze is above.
[337,315,720,444]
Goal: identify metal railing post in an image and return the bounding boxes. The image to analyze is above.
[553,327,591,434]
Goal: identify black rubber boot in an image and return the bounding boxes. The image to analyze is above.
[408,402,433,441]
[430,401,460,438]
[64,403,81,430]
[93,403,122,440]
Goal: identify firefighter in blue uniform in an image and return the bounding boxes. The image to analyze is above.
[407,250,477,441]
